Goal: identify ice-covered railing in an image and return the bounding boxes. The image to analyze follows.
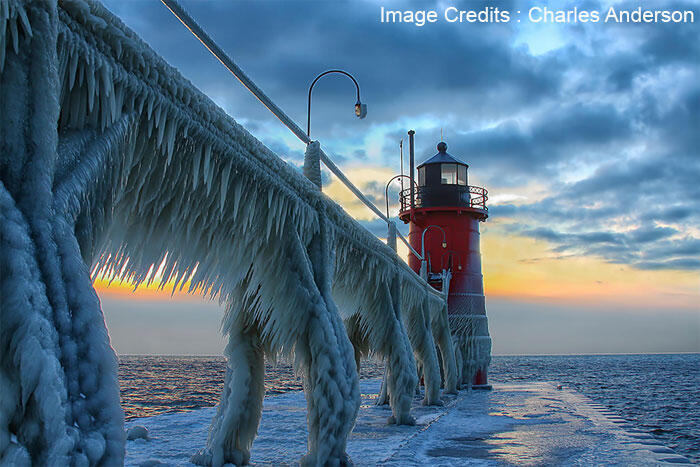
[0,1,452,465]
[155,3,454,409]
[53,0,433,301]
[160,0,428,266]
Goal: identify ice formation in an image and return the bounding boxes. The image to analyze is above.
[452,312,492,387]
[0,0,450,465]
[374,272,459,408]
[125,426,148,441]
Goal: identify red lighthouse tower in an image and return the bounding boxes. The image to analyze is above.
[398,132,492,389]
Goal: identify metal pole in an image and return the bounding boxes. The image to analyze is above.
[421,225,446,260]
[399,139,404,193]
[385,174,411,219]
[408,130,415,211]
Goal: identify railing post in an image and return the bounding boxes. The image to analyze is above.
[442,270,451,301]
[387,221,397,252]
[304,141,322,190]
[419,260,428,281]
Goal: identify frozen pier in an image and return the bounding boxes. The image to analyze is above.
[125,379,690,466]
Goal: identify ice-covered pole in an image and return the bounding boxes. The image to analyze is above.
[387,221,397,252]
[304,141,322,189]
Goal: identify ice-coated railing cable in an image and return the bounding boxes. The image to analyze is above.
[159,0,423,261]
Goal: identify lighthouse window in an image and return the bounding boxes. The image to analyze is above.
[458,165,467,186]
[441,164,457,184]
[418,166,426,186]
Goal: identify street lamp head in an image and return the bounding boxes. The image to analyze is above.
[355,102,367,119]
[442,241,447,249]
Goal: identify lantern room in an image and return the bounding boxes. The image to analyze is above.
[400,141,487,218]
[415,141,471,208]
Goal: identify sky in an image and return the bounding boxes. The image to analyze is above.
[96,0,699,355]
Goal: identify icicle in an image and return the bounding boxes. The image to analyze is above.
[264,204,275,242]
[100,62,112,97]
[203,144,212,190]
[146,115,154,139]
[114,85,124,121]
[136,93,145,114]
[155,113,167,151]
[113,37,122,59]
[192,146,201,189]
[78,57,86,87]
[146,95,154,120]
[0,37,5,73]
[0,9,7,51]
[232,181,243,218]
[274,200,284,235]
[126,92,135,114]
[9,13,18,54]
[68,51,79,90]
[110,82,119,123]
[69,88,81,128]
[87,67,95,112]
[164,118,176,164]
[17,5,31,38]
[219,161,232,214]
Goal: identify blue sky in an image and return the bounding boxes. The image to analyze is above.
[97,0,699,355]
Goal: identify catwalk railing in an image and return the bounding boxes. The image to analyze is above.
[399,185,488,212]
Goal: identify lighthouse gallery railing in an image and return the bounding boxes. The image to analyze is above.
[399,185,488,213]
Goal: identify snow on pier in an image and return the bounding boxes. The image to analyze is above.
[125,380,690,466]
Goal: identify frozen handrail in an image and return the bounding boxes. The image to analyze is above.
[160,0,424,261]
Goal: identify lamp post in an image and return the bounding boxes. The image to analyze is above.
[384,174,414,253]
[307,69,367,139]
[384,174,414,219]
[420,225,447,279]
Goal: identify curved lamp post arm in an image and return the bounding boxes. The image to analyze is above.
[421,225,447,261]
[307,69,365,138]
[385,174,414,219]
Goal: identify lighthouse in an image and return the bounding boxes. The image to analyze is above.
[398,131,492,389]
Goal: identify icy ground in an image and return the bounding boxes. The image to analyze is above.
[124,379,690,466]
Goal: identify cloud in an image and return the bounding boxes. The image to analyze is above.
[102,0,700,272]
[514,188,700,270]
[635,257,700,271]
[629,226,678,243]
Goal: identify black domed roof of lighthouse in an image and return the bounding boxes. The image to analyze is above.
[418,142,468,168]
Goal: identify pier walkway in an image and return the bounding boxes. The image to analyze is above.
[125,379,691,465]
